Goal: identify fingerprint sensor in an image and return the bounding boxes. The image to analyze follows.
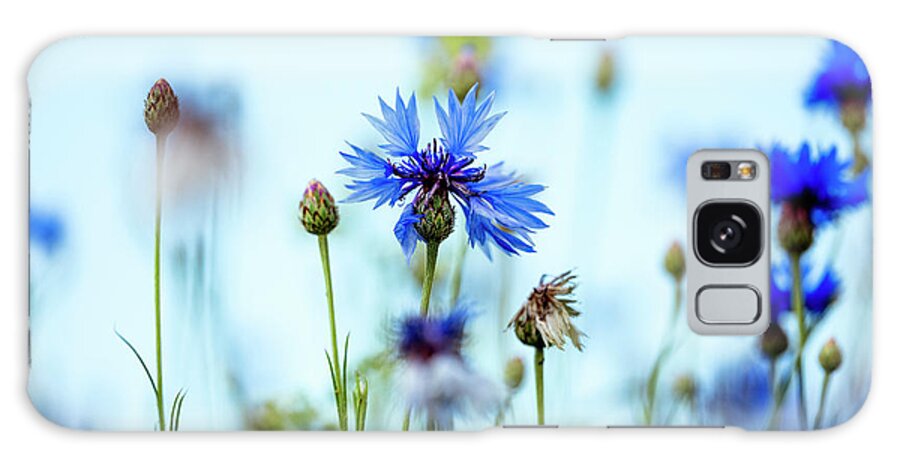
[696,286,761,325]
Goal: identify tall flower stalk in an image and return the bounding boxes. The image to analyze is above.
[509,271,583,425]
[770,142,866,429]
[643,242,684,425]
[117,78,183,431]
[760,322,789,429]
[814,339,842,429]
[299,179,366,431]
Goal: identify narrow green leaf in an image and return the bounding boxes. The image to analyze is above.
[169,389,184,431]
[342,333,350,403]
[173,390,187,431]
[115,329,158,399]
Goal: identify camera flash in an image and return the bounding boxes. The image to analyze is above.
[737,162,756,180]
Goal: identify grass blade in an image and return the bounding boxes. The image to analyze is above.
[115,329,158,399]
[173,390,187,431]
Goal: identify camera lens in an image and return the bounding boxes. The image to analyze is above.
[695,202,762,265]
[711,218,743,251]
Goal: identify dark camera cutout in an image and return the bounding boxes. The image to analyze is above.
[694,201,763,266]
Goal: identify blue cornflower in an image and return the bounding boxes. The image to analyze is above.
[805,40,871,112]
[398,309,468,363]
[770,261,840,322]
[706,359,773,429]
[396,308,500,429]
[770,143,868,226]
[338,84,552,260]
[29,209,65,255]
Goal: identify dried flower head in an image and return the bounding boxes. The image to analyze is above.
[144,78,180,136]
[299,179,339,235]
[508,271,584,351]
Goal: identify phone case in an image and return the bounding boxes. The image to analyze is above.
[27,36,872,431]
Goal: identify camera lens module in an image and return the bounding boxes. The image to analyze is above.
[694,201,762,266]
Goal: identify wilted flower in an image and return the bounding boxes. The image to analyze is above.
[299,179,339,235]
[818,339,843,374]
[503,357,525,391]
[770,143,868,228]
[29,209,65,255]
[759,323,789,360]
[805,41,871,119]
[144,78,180,136]
[508,271,584,351]
[663,241,685,282]
[396,309,499,429]
[771,261,840,322]
[338,85,552,260]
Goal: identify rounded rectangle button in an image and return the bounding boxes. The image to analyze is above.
[695,285,761,325]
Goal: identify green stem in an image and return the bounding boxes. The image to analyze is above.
[154,135,167,432]
[790,252,809,430]
[420,242,440,316]
[767,358,784,430]
[318,234,347,430]
[402,241,442,431]
[644,279,681,425]
[813,372,832,430]
[534,346,545,425]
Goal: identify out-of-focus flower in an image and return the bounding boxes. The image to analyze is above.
[818,339,843,374]
[338,85,553,261]
[770,261,840,322]
[760,322,789,360]
[595,51,616,94]
[420,37,492,100]
[503,357,525,391]
[29,209,65,255]
[770,143,868,227]
[673,374,697,403]
[777,203,815,255]
[706,360,772,428]
[299,179,339,236]
[663,241,685,282]
[396,309,500,429]
[805,40,870,116]
[508,271,584,351]
[144,78,180,136]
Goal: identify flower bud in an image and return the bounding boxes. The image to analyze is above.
[818,338,843,374]
[414,192,455,244]
[672,374,696,402]
[840,100,867,135]
[778,203,814,255]
[299,180,339,235]
[760,323,789,360]
[664,241,685,282]
[595,52,616,94]
[503,357,525,391]
[144,78,180,136]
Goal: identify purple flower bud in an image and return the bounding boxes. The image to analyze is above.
[144,78,180,136]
